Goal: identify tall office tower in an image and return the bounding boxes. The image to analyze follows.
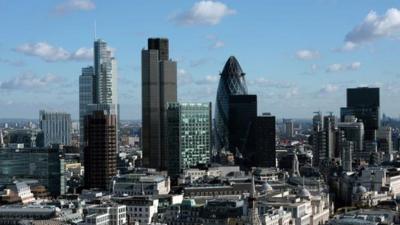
[80,39,119,164]
[39,110,71,147]
[228,95,257,155]
[215,56,248,153]
[283,119,294,138]
[94,39,118,106]
[79,66,94,151]
[312,112,323,166]
[312,112,337,166]
[341,141,353,172]
[148,38,169,61]
[0,145,65,197]
[377,126,393,156]
[338,115,364,154]
[166,103,212,177]
[84,110,117,190]
[142,38,177,170]
[324,114,336,159]
[245,114,276,167]
[341,87,379,142]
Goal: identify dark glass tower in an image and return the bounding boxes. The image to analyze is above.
[142,38,177,170]
[214,56,248,152]
[341,87,380,142]
[228,95,257,154]
[245,114,276,167]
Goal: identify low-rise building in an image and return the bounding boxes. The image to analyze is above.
[113,173,170,196]
[81,203,127,225]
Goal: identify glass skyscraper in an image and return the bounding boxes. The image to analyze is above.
[79,66,94,150]
[79,39,119,163]
[167,102,211,176]
[94,39,118,106]
[214,56,248,153]
[341,87,380,142]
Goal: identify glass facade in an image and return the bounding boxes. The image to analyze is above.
[341,87,380,141]
[167,103,211,176]
[0,147,65,197]
[94,39,118,106]
[214,56,248,152]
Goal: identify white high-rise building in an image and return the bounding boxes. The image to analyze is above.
[79,39,119,154]
[39,110,71,147]
[94,39,118,107]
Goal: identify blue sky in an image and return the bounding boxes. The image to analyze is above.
[1,0,400,120]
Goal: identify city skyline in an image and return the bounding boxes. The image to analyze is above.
[1,0,400,119]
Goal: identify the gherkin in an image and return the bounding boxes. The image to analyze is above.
[214,56,248,152]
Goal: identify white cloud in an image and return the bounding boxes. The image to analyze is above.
[335,41,358,52]
[195,75,219,85]
[54,0,95,14]
[71,47,94,60]
[295,49,320,60]
[15,42,93,62]
[171,0,236,26]
[0,73,62,90]
[326,62,361,73]
[15,42,70,62]
[344,8,400,46]
[212,40,225,49]
[319,84,339,94]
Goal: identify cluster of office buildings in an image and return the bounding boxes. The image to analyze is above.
[2,36,400,225]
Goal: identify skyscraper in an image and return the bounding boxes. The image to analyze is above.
[166,102,212,177]
[245,114,276,167]
[80,39,119,161]
[79,66,94,150]
[312,112,337,167]
[142,38,177,170]
[341,87,379,142]
[39,110,71,147]
[228,95,257,155]
[84,110,117,190]
[94,39,118,106]
[215,56,248,152]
